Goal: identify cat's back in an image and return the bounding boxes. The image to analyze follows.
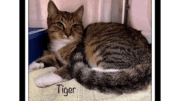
[84,22,151,69]
[84,22,149,48]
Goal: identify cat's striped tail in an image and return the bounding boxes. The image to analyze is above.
[69,42,151,94]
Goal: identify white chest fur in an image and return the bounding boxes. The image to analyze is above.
[50,39,73,52]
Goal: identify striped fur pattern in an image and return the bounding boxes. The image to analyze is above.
[69,23,151,94]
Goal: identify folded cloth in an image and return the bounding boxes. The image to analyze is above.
[29,67,151,101]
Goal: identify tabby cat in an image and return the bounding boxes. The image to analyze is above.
[29,0,151,94]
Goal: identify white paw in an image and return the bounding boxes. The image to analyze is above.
[29,61,44,72]
[35,72,66,87]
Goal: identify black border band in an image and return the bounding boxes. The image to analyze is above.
[20,0,25,101]
[155,0,161,101]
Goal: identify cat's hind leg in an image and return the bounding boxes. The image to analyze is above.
[35,72,66,87]
[35,66,72,87]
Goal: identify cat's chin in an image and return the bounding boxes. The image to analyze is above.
[50,39,74,52]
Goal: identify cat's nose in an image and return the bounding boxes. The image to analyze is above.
[66,34,71,38]
[65,29,71,37]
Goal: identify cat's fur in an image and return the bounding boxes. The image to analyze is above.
[69,23,151,94]
[29,0,151,95]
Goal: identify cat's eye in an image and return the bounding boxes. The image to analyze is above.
[72,24,78,28]
[57,22,63,26]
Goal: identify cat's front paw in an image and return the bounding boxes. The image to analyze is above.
[29,61,44,72]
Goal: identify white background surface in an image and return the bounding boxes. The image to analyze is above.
[0,0,19,101]
[161,0,180,101]
[0,0,179,101]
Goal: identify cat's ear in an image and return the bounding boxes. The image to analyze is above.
[48,0,59,16]
[74,5,84,20]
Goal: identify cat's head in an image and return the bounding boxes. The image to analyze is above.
[47,0,84,41]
